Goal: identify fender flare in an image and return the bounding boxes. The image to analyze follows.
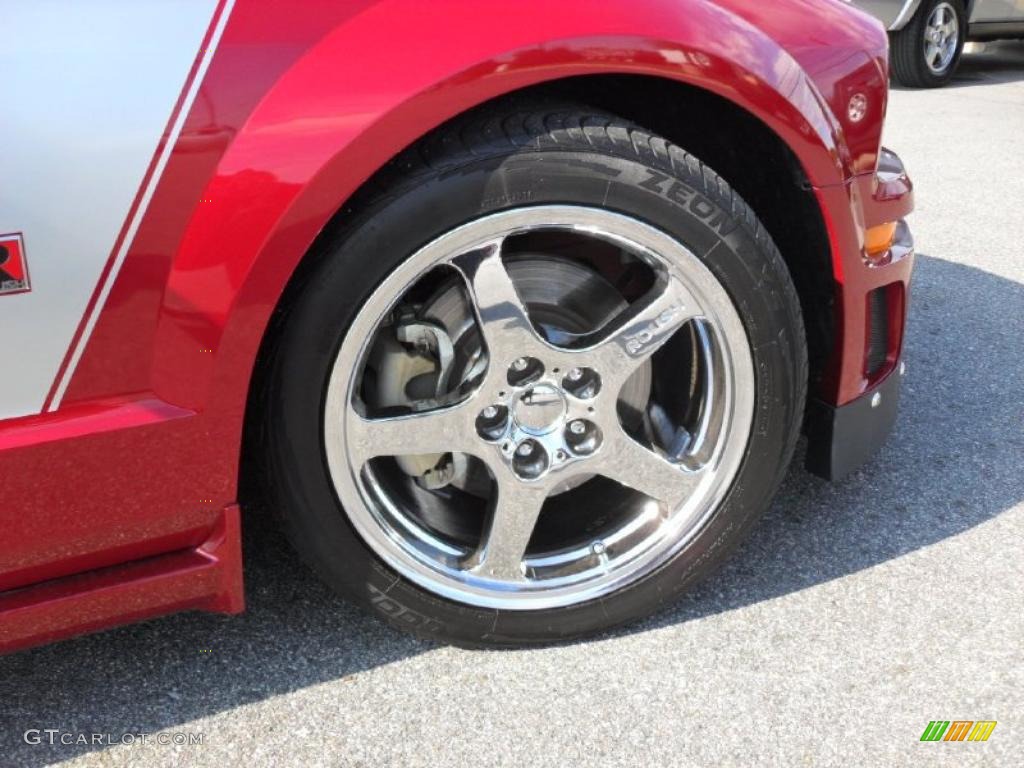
[148,0,847,431]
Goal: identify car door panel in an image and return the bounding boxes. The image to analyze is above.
[971,0,1024,21]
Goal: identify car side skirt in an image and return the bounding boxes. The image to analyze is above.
[0,505,242,655]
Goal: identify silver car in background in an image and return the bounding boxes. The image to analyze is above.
[854,0,1024,86]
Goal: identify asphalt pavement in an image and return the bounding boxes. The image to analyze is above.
[2,41,1022,768]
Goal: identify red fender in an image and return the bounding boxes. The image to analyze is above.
[1,0,900,652]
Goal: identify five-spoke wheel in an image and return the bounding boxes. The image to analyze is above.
[325,206,754,608]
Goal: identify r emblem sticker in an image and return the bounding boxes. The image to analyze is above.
[0,233,31,295]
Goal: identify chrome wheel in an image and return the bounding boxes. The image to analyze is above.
[323,206,754,610]
[924,2,959,75]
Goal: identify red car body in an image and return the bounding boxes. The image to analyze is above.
[0,0,913,654]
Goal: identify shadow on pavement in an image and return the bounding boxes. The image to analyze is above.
[632,253,1024,633]
[1,254,1021,766]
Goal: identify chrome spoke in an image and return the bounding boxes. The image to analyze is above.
[467,473,548,581]
[593,429,704,510]
[346,399,476,464]
[451,241,545,369]
[590,274,699,387]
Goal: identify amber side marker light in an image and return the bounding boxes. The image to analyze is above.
[865,221,897,263]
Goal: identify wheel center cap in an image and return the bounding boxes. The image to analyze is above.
[514,384,566,434]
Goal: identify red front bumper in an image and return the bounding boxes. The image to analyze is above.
[805,148,915,479]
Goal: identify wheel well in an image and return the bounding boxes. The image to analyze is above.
[241,74,836,506]
[499,75,836,393]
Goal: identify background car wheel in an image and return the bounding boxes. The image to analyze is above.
[890,0,966,88]
[258,105,807,646]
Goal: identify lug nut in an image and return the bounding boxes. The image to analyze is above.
[592,540,607,556]
[512,439,548,479]
[507,356,544,387]
[475,404,508,441]
[562,367,600,399]
[565,419,601,456]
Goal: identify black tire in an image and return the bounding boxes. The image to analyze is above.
[258,105,807,647]
[890,0,966,88]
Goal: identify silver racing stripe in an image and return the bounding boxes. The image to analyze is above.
[0,0,233,420]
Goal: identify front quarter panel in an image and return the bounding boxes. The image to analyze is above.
[152,0,853,414]
[1,0,878,652]
[62,0,861,419]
